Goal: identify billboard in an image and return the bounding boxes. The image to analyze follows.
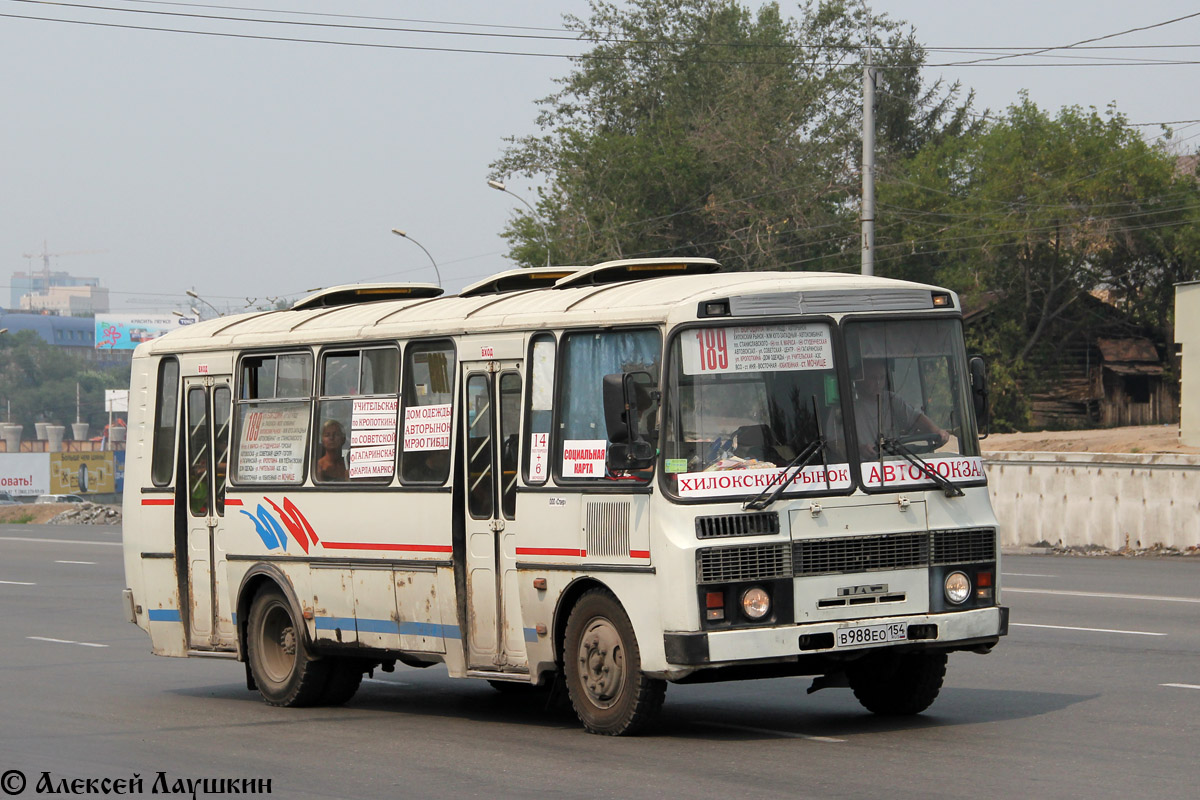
[50,452,115,495]
[95,314,197,350]
[0,454,50,497]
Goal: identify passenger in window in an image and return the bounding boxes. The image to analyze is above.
[316,419,349,481]
[853,359,949,458]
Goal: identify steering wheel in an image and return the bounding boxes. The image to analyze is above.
[894,432,941,454]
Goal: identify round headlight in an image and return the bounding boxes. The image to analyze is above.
[944,571,971,605]
[741,586,771,620]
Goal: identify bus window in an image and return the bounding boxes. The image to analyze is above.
[524,334,555,485]
[499,372,521,518]
[186,388,211,516]
[401,340,455,484]
[233,352,313,485]
[151,357,179,486]
[557,329,660,481]
[314,346,399,483]
[465,375,494,518]
[213,387,231,514]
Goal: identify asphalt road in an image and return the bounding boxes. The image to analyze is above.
[0,524,1196,799]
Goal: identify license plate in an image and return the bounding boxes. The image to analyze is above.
[835,622,908,648]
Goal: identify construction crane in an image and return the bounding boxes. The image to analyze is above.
[21,241,107,275]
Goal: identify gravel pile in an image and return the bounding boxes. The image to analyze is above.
[49,503,122,525]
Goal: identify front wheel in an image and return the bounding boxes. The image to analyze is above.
[246,587,329,707]
[563,589,666,735]
[846,650,947,716]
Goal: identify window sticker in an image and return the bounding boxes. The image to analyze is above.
[664,458,688,474]
[674,463,852,498]
[529,432,550,483]
[562,439,607,478]
[681,324,832,375]
[237,404,309,483]
[403,403,452,451]
[348,397,397,479]
[860,456,984,489]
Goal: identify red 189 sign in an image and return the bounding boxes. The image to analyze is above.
[694,329,729,371]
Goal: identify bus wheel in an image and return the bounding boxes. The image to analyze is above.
[563,589,666,735]
[846,651,947,716]
[319,659,365,706]
[247,587,329,707]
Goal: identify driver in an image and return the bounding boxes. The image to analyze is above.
[854,359,950,458]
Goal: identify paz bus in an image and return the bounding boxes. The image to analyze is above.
[121,257,1007,735]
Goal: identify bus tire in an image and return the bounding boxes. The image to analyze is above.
[319,659,365,706]
[563,588,665,735]
[246,587,329,707]
[846,650,947,716]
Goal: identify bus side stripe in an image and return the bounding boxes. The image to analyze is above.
[141,498,174,506]
[515,547,587,557]
[315,616,461,639]
[147,609,181,622]
[321,541,453,553]
[630,550,651,559]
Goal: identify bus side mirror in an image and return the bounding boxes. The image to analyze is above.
[602,371,656,472]
[969,356,990,439]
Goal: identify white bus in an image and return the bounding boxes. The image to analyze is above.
[122,258,1007,735]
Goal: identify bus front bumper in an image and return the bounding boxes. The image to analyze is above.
[663,606,1008,668]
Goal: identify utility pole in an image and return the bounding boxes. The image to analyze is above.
[861,6,875,277]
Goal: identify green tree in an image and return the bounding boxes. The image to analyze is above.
[491,0,973,269]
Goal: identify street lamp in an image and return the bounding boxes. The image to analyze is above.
[487,179,552,267]
[390,229,442,287]
[185,289,222,318]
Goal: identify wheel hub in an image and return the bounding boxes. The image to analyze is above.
[576,618,625,709]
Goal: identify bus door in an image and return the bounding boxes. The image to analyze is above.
[180,376,235,650]
[460,360,527,671]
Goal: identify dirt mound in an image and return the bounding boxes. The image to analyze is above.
[0,502,121,525]
[982,425,1199,455]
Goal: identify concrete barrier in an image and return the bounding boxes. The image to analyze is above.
[985,451,1200,551]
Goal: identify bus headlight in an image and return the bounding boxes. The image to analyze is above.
[944,572,971,605]
[741,587,771,620]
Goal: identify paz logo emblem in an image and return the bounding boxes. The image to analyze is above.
[837,583,888,597]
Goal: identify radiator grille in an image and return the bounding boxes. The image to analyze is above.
[932,528,996,565]
[697,543,790,584]
[794,533,929,577]
[695,511,780,539]
[585,501,631,557]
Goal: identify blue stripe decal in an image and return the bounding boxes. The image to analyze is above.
[315,616,461,639]
[148,609,181,622]
[524,627,539,643]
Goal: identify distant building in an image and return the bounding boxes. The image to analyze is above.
[0,312,130,367]
[9,269,100,310]
[19,284,110,315]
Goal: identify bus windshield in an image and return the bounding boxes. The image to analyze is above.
[662,322,852,500]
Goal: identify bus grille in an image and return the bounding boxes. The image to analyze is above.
[794,533,929,577]
[695,511,780,539]
[585,501,631,557]
[931,528,996,564]
[697,543,790,584]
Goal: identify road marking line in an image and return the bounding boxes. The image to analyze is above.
[27,636,108,647]
[0,580,36,585]
[363,678,411,687]
[1005,587,1200,604]
[0,537,121,547]
[1012,622,1166,637]
[1161,683,1200,690]
[55,560,96,565]
[1002,572,1056,578]
[697,721,845,742]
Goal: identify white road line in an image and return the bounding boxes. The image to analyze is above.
[0,579,36,585]
[0,536,121,547]
[1005,587,1200,604]
[363,678,411,686]
[1161,683,1200,690]
[55,560,96,565]
[1002,572,1056,578]
[27,636,108,648]
[1012,622,1166,637]
[697,721,845,742]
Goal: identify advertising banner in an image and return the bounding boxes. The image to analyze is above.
[680,324,832,375]
[0,453,51,497]
[50,452,115,495]
[95,314,197,350]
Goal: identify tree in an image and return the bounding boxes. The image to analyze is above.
[491,0,974,270]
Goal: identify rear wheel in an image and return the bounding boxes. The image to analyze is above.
[563,589,665,735]
[846,650,947,716]
[246,587,329,707]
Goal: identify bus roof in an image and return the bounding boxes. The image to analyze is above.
[138,265,955,355]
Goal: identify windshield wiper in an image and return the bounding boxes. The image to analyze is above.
[879,436,965,498]
[744,396,829,511]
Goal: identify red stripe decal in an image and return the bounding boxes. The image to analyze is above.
[515,547,587,558]
[141,498,174,506]
[629,550,651,559]
[321,542,453,553]
[224,498,243,506]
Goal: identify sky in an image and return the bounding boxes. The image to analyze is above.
[2,0,1198,315]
